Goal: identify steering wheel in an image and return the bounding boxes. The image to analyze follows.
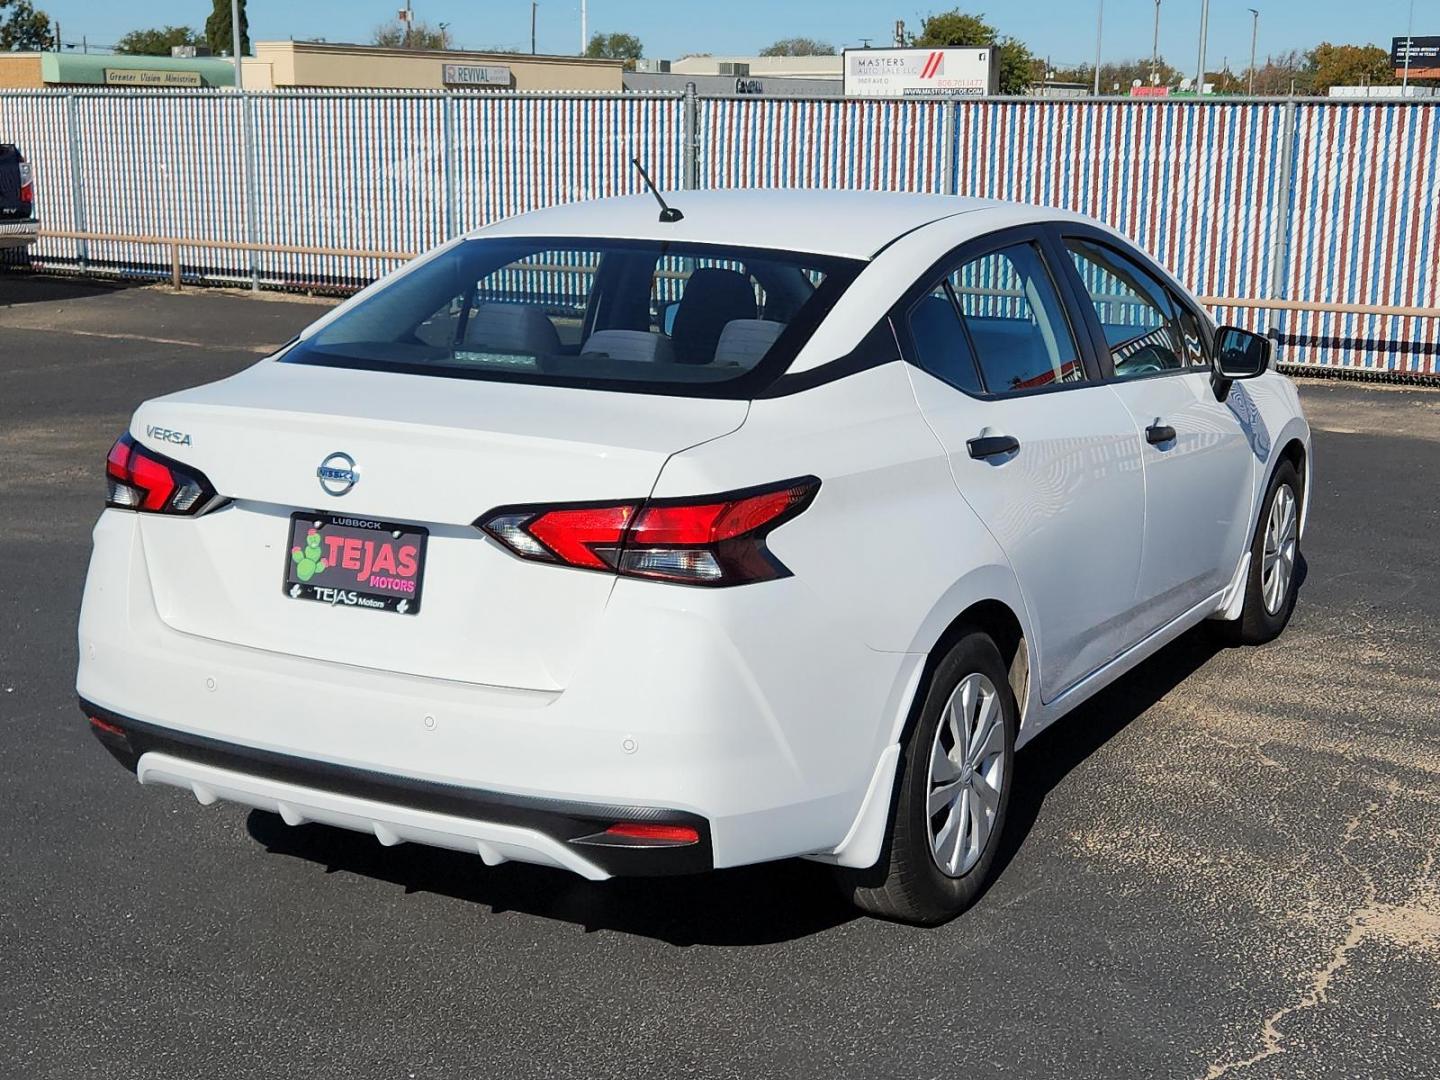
[1113,343,1174,378]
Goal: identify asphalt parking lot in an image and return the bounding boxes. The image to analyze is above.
[2,273,1437,1080]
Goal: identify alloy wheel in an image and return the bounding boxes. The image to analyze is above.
[1262,483,1298,615]
[926,672,1006,877]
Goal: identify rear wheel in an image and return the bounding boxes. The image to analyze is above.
[838,630,1017,925]
[1221,460,1301,645]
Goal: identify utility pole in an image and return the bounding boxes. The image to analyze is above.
[532,1,538,55]
[1402,0,1416,92]
[1150,0,1161,85]
[1194,0,1209,96]
[1247,9,1258,95]
[894,19,906,48]
[231,0,245,88]
[580,0,587,55]
[1093,0,1104,95]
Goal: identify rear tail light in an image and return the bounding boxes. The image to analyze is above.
[105,433,219,515]
[479,476,819,587]
[17,156,32,204]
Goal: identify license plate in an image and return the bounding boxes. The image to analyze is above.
[283,512,428,615]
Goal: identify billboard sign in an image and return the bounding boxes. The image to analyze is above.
[1393,36,1440,78]
[843,47,997,98]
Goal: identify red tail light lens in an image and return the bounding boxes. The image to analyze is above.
[105,433,218,515]
[17,157,32,204]
[479,476,819,587]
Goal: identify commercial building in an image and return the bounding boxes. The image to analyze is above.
[241,41,622,92]
[0,52,237,88]
[624,54,842,97]
[0,42,623,93]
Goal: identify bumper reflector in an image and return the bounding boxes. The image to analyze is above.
[89,714,126,737]
[603,823,701,845]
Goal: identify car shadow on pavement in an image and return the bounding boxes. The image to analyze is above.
[0,269,150,306]
[246,808,859,946]
[245,562,1309,942]
[988,624,1237,890]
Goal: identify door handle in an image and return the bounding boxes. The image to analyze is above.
[1146,423,1177,445]
[967,434,1020,460]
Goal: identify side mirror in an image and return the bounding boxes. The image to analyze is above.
[1211,325,1271,400]
[1214,325,1271,379]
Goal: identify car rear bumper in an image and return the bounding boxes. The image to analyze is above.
[0,217,37,249]
[77,510,916,876]
[83,700,713,878]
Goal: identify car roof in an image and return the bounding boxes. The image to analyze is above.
[472,189,1077,260]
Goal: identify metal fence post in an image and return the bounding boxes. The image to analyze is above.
[683,83,699,190]
[941,98,958,196]
[443,92,457,239]
[241,91,260,291]
[1266,99,1300,338]
[64,92,88,272]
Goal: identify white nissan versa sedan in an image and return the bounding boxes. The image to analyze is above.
[78,190,1309,924]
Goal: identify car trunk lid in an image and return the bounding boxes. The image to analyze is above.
[129,360,748,690]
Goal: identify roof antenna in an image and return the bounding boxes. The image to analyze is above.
[632,157,684,223]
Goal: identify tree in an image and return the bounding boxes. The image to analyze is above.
[1307,42,1394,94]
[1050,56,1184,93]
[912,9,1034,95]
[372,18,453,50]
[585,31,643,65]
[204,0,249,58]
[1252,50,1313,96]
[0,0,55,51]
[115,25,204,56]
[759,37,835,57]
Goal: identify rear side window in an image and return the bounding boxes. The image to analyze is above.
[284,238,863,399]
[952,244,1084,394]
[907,285,983,394]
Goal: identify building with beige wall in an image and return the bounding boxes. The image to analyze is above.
[0,42,621,93]
[242,41,623,92]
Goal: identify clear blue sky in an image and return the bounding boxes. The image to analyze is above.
[43,0,1423,73]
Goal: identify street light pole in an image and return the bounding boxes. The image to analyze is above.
[1093,0,1104,95]
[1194,0,1210,96]
[580,0,588,55]
[231,0,244,90]
[1247,8,1258,95]
[1402,0,1416,92]
[1151,0,1162,86]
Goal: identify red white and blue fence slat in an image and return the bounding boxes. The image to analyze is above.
[0,89,1435,376]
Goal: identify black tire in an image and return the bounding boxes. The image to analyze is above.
[837,629,1018,925]
[1220,460,1302,646]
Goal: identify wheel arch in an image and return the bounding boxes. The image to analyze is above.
[892,583,1037,750]
[1261,422,1311,537]
[822,591,1034,872]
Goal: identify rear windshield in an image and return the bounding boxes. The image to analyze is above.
[282,237,864,398]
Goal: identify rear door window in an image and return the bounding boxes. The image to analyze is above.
[951,244,1085,394]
